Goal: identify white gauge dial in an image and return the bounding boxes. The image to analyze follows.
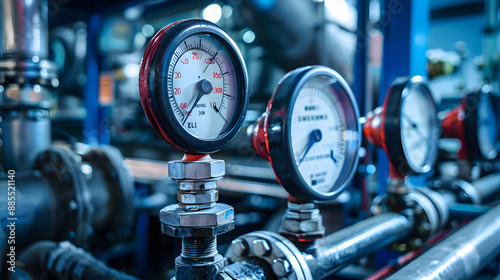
[400,86,437,172]
[290,76,346,193]
[169,33,239,140]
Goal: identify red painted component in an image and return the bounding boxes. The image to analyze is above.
[363,109,384,148]
[250,113,271,160]
[287,195,309,204]
[442,100,469,160]
[139,21,180,150]
[363,102,404,180]
[182,154,210,161]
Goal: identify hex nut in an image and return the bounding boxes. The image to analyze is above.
[162,222,235,237]
[272,258,291,277]
[178,190,218,205]
[284,209,320,220]
[230,239,249,257]
[282,216,323,233]
[287,202,316,211]
[160,203,234,227]
[169,160,225,180]
[252,239,271,257]
[179,180,218,191]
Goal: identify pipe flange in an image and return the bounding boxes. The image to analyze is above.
[33,147,91,246]
[225,231,313,280]
[411,187,449,229]
[408,190,440,239]
[430,178,481,204]
[81,146,135,242]
[0,57,58,86]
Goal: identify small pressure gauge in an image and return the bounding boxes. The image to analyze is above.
[139,19,248,154]
[443,87,499,161]
[251,66,361,201]
[364,76,440,177]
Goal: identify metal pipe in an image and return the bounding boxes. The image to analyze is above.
[224,259,268,280]
[483,0,497,82]
[238,0,354,82]
[0,172,59,248]
[304,212,414,279]
[0,0,53,171]
[0,0,48,59]
[387,203,500,280]
[472,173,500,200]
[17,241,139,280]
[0,109,51,171]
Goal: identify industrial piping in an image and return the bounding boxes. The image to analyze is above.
[304,212,414,279]
[386,203,500,280]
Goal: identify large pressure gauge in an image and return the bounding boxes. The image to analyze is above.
[251,66,361,201]
[364,76,440,177]
[442,86,499,161]
[140,19,248,154]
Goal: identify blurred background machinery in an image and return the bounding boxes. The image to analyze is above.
[0,0,500,279]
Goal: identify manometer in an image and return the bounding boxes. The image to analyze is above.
[442,86,499,160]
[139,19,248,154]
[250,66,361,201]
[364,76,440,177]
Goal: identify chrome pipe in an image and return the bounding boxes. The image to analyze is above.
[472,172,500,200]
[0,0,49,59]
[304,212,413,279]
[387,203,500,280]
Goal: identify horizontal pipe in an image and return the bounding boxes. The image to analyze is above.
[448,203,491,219]
[0,172,59,247]
[472,173,500,200]
[304,212,414,279]
[387,203,500,280]
[18,241,139,280]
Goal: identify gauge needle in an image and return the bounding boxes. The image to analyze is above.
[213,104,229,124]
[330,149,338,163]
[203,51,218,73]
[298,129,322,165]
[182,79,212,126]
[401,113,428,141]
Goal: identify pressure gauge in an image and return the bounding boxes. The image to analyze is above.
[140,19,248,154]
[443,86,499,160]
[251,66,361,201]
[364,76,440,177]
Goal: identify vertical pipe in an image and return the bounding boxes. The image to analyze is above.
[377,0,429,193]
[0,0,53,171]
[483,0,497,83]
[0,0,49,58]
[84,14,101,144]
[354,0,369,114]
[387,203,500,280]
[0,109,51,171]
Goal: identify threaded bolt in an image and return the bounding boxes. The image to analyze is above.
[181,236,217,259]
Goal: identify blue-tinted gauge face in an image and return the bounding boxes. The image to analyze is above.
[289,75,347,193]
[400,84,439,173]
[477,95,498,159]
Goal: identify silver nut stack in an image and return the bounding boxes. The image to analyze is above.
[280,200,325,250]
[161,156,234,280]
